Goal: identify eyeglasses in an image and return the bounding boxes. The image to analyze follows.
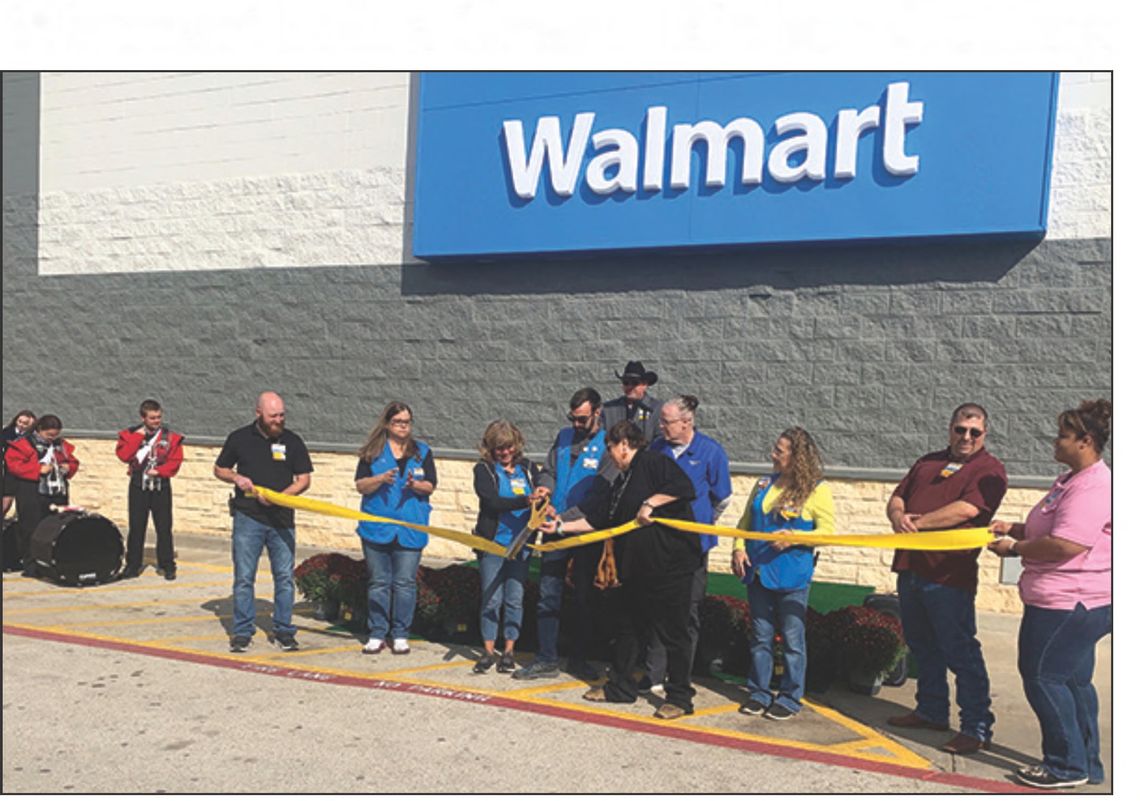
[389,419,412,427]
[566,413,593,424]
[493,445,515,452]
[953,425,985,438]
[621,379,640,387]
[659,417,684,426]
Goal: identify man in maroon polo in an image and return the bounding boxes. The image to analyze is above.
[885,402,1008,755]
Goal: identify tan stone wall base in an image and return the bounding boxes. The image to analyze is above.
[60,438,1042,613]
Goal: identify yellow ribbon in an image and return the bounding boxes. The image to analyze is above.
[250,486,508,557]
[250,486,994,555]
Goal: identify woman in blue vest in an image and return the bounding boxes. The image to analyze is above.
[355,402,436,656]
[731,427,834,720]
[471,419,546,675]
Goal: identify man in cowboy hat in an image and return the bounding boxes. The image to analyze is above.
[601,361,663,438]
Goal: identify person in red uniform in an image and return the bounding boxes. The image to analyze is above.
[116,399,185,580]
[4,414,80,576]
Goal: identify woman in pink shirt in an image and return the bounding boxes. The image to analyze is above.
[988,399,1111,790]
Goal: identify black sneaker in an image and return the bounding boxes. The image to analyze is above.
[120,566,141,580]
[764,703,797,721]
[513,660,560,680]
[229,635,251,653]
[497,652,517,674]
[567,659,600,681]
[739,698,766,716]
[162,567,176,581]
[272,633,300,651]
[473,653,496,674]
[1015,765,1088,790]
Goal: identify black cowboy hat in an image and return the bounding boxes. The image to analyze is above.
[615,361,658,386]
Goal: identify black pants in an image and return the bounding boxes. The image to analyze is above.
[13,478,65,563]
[126,481,175,571]
[604,571,696,711]
[645,552,708,683]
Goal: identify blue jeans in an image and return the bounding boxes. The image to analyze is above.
[896,571,994,740]
[478,552,528,644]
[1019,602,1111,784]
[746,582,809,712]
[231,511,296,639]
[361,539,422,640]
[535,546,597,664]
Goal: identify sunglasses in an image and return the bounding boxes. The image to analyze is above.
[953,425,985,438]
[621,379,640,387]
[566,413,594,424]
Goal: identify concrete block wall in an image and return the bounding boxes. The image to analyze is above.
[62,439,1042,612]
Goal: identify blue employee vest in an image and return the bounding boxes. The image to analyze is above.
[494,462,533,556]
[744,475,817,592]
[551,427,607,514]
[357,441,432,549]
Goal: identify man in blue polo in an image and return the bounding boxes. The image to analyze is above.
[642,394,732,693]
[514,387,617,681]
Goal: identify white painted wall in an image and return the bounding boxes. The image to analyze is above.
[37,72,412,274]
[1047,71,1111,240]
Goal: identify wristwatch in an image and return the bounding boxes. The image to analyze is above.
[641,501,655,510]
[1009,539,1020,557]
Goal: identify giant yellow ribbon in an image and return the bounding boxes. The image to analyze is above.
[251,485,995,555]
[250,486,508,556]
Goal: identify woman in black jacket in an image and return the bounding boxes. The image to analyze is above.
[471,420,549,675]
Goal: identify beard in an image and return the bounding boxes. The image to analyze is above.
[260,418,285,437]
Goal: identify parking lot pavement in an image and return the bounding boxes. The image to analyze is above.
[2,534,1111,793]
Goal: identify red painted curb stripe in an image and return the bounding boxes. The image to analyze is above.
[4,624,1036,794]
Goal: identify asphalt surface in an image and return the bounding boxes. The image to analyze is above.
[2,533,1112,794]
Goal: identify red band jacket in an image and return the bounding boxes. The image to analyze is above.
[115,426,185,478]
[4,436,80,481]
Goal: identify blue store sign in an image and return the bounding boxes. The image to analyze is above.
[412,72,1058,259]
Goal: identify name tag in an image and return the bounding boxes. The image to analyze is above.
[939,462,963,478]
[509,476,527,495]
[271,443,287,461]
[412,467,425,479]
[581,457,599,470]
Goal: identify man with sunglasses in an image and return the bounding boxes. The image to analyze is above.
[601,361,663,438]
[514,387,617,681]
[886,402,1008,756]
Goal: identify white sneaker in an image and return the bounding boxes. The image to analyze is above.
[650,683,665,696]
[391,638,411,654]
[362,638,385,654]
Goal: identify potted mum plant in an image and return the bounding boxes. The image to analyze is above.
[828,605,906,696]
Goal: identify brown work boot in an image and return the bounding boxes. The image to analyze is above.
[583,686,607,702]
[941,733,992,755]
[886,711,949,731]
[654,703,691,720]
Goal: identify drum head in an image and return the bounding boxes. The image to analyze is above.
[30,512,123,583]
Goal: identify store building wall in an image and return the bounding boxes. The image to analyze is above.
[3,72,1111,608]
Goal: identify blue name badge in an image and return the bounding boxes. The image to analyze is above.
[414,72,1058,258]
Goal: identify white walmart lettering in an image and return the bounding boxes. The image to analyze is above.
[502,82,924,200]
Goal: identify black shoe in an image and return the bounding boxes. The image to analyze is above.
[637,675,664,695]
[272,633,299,651]
[513,661,560,680]
[497,652,517,674]
[229,635,252,653]
[1015,765,1088,790]
[739,698,766,716]
[120,567,141,580]
[21,564,37,578]
[764,703,797,721]
[567,659,600,681]
[473,653,496,674]
[163,568,176,581]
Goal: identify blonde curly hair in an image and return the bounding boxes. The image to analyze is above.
[776,426,824,513]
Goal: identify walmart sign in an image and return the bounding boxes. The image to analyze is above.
[412,72,1058,259]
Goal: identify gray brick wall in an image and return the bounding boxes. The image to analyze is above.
[3,185,1111,477]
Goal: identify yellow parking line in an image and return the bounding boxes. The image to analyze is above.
[2,580,234,600]
[500,679,588,697]
[687,702,741,718]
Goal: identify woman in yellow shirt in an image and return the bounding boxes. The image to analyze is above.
[731,427,834,720]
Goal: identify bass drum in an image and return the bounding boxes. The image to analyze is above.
[29,512,124,585]
[2,517,22,572]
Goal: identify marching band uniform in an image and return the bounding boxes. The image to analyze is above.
[116,423,185,578]
[5,432,80,573]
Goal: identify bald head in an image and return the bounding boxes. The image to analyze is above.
[255,392,286,437]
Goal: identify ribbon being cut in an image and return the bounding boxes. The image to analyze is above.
[248,485,995,555]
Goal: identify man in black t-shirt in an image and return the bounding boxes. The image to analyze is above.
[213,392,313,653]
[541,420,699,720]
